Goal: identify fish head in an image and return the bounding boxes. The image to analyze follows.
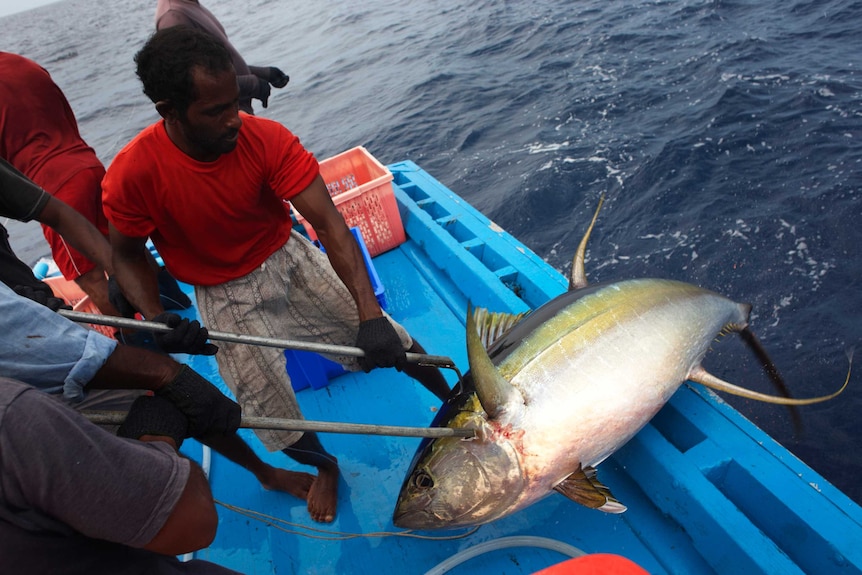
[393,391,525,530]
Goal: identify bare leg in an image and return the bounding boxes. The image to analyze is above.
[199,432,314,501]
[402,340,451,401]
[282,432,339,523]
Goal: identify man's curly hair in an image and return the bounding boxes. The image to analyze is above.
[134,26,233,114]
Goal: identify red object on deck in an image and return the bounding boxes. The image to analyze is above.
[532,554,651,575]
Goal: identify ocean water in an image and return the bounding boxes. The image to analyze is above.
[2,0,860,504]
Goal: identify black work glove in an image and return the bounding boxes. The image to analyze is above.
[156,365,241,439]
[13,283,71,312]
[251,65,289,89]
[118,394,189,449]
[151,312,218,356]
[253,76,272,108]
[266,66,289,88]
[355,317,406,372]
[107,276,137,318]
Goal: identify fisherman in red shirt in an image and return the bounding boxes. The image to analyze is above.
[0,52,118,315]
[103,27,450,524]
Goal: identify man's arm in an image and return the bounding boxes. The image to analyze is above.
[37,195,113,275]
[87,344,177,391]
[0,381,217,555]
[109,223,217,355]
[291,176,407,371]
[88,345,241,439]
[108,222,163,319]
[0,283,118,399]
[143,445,218,555]
[115,394,218,555]
[290,175,383,322]
[0,157,112,276]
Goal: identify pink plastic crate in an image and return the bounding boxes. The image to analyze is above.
[44,276,116,339]
[293,146,406,256]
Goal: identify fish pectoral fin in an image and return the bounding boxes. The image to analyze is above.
[554,465,627,514]
[569,195,605,291]
[688,363,851,405]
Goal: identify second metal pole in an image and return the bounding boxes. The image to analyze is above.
[82,411,475,439]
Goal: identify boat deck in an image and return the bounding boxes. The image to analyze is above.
[175,162,862,574]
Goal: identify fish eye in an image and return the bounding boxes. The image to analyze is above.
[412,471,434,490]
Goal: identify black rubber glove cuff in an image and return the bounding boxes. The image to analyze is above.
[118,394,189,449]
[151,312,218,355]
[156,365,241,439]
[355,316,407,372]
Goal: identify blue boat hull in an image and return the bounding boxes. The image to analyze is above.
[172,161,862,574]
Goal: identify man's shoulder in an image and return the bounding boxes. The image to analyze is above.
[0,52,38,72]
[156,0,216,31]
[242,112,288,132]
[109,123,164,168]
[239,114,296,148]
[0,52,52,89]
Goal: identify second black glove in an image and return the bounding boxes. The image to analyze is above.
[118,394,189,448]
[13,283,71,312]
[151,312,218,355]
[156,365,241,439]
[355,316,406,372]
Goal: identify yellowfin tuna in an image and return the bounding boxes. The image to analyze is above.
[393,197,848,530]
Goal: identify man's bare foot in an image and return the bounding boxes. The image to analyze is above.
[258,466,315,501]
[307,464,339,523]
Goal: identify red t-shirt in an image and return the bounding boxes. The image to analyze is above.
[0,52,103,192]
[102,114,318,285]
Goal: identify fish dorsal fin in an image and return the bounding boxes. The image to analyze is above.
[472,306,527,349]
[554,465,627,513]
[466,303,525,422]
[688,361,851,405]
[569,195,605,291]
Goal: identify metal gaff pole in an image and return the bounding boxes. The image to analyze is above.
[82,411,475,439]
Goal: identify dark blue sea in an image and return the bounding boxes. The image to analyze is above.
[2,0,860,504]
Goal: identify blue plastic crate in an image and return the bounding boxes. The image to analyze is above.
[285,227,386,391]
[313,227,387,310]
[285,349,347,391]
